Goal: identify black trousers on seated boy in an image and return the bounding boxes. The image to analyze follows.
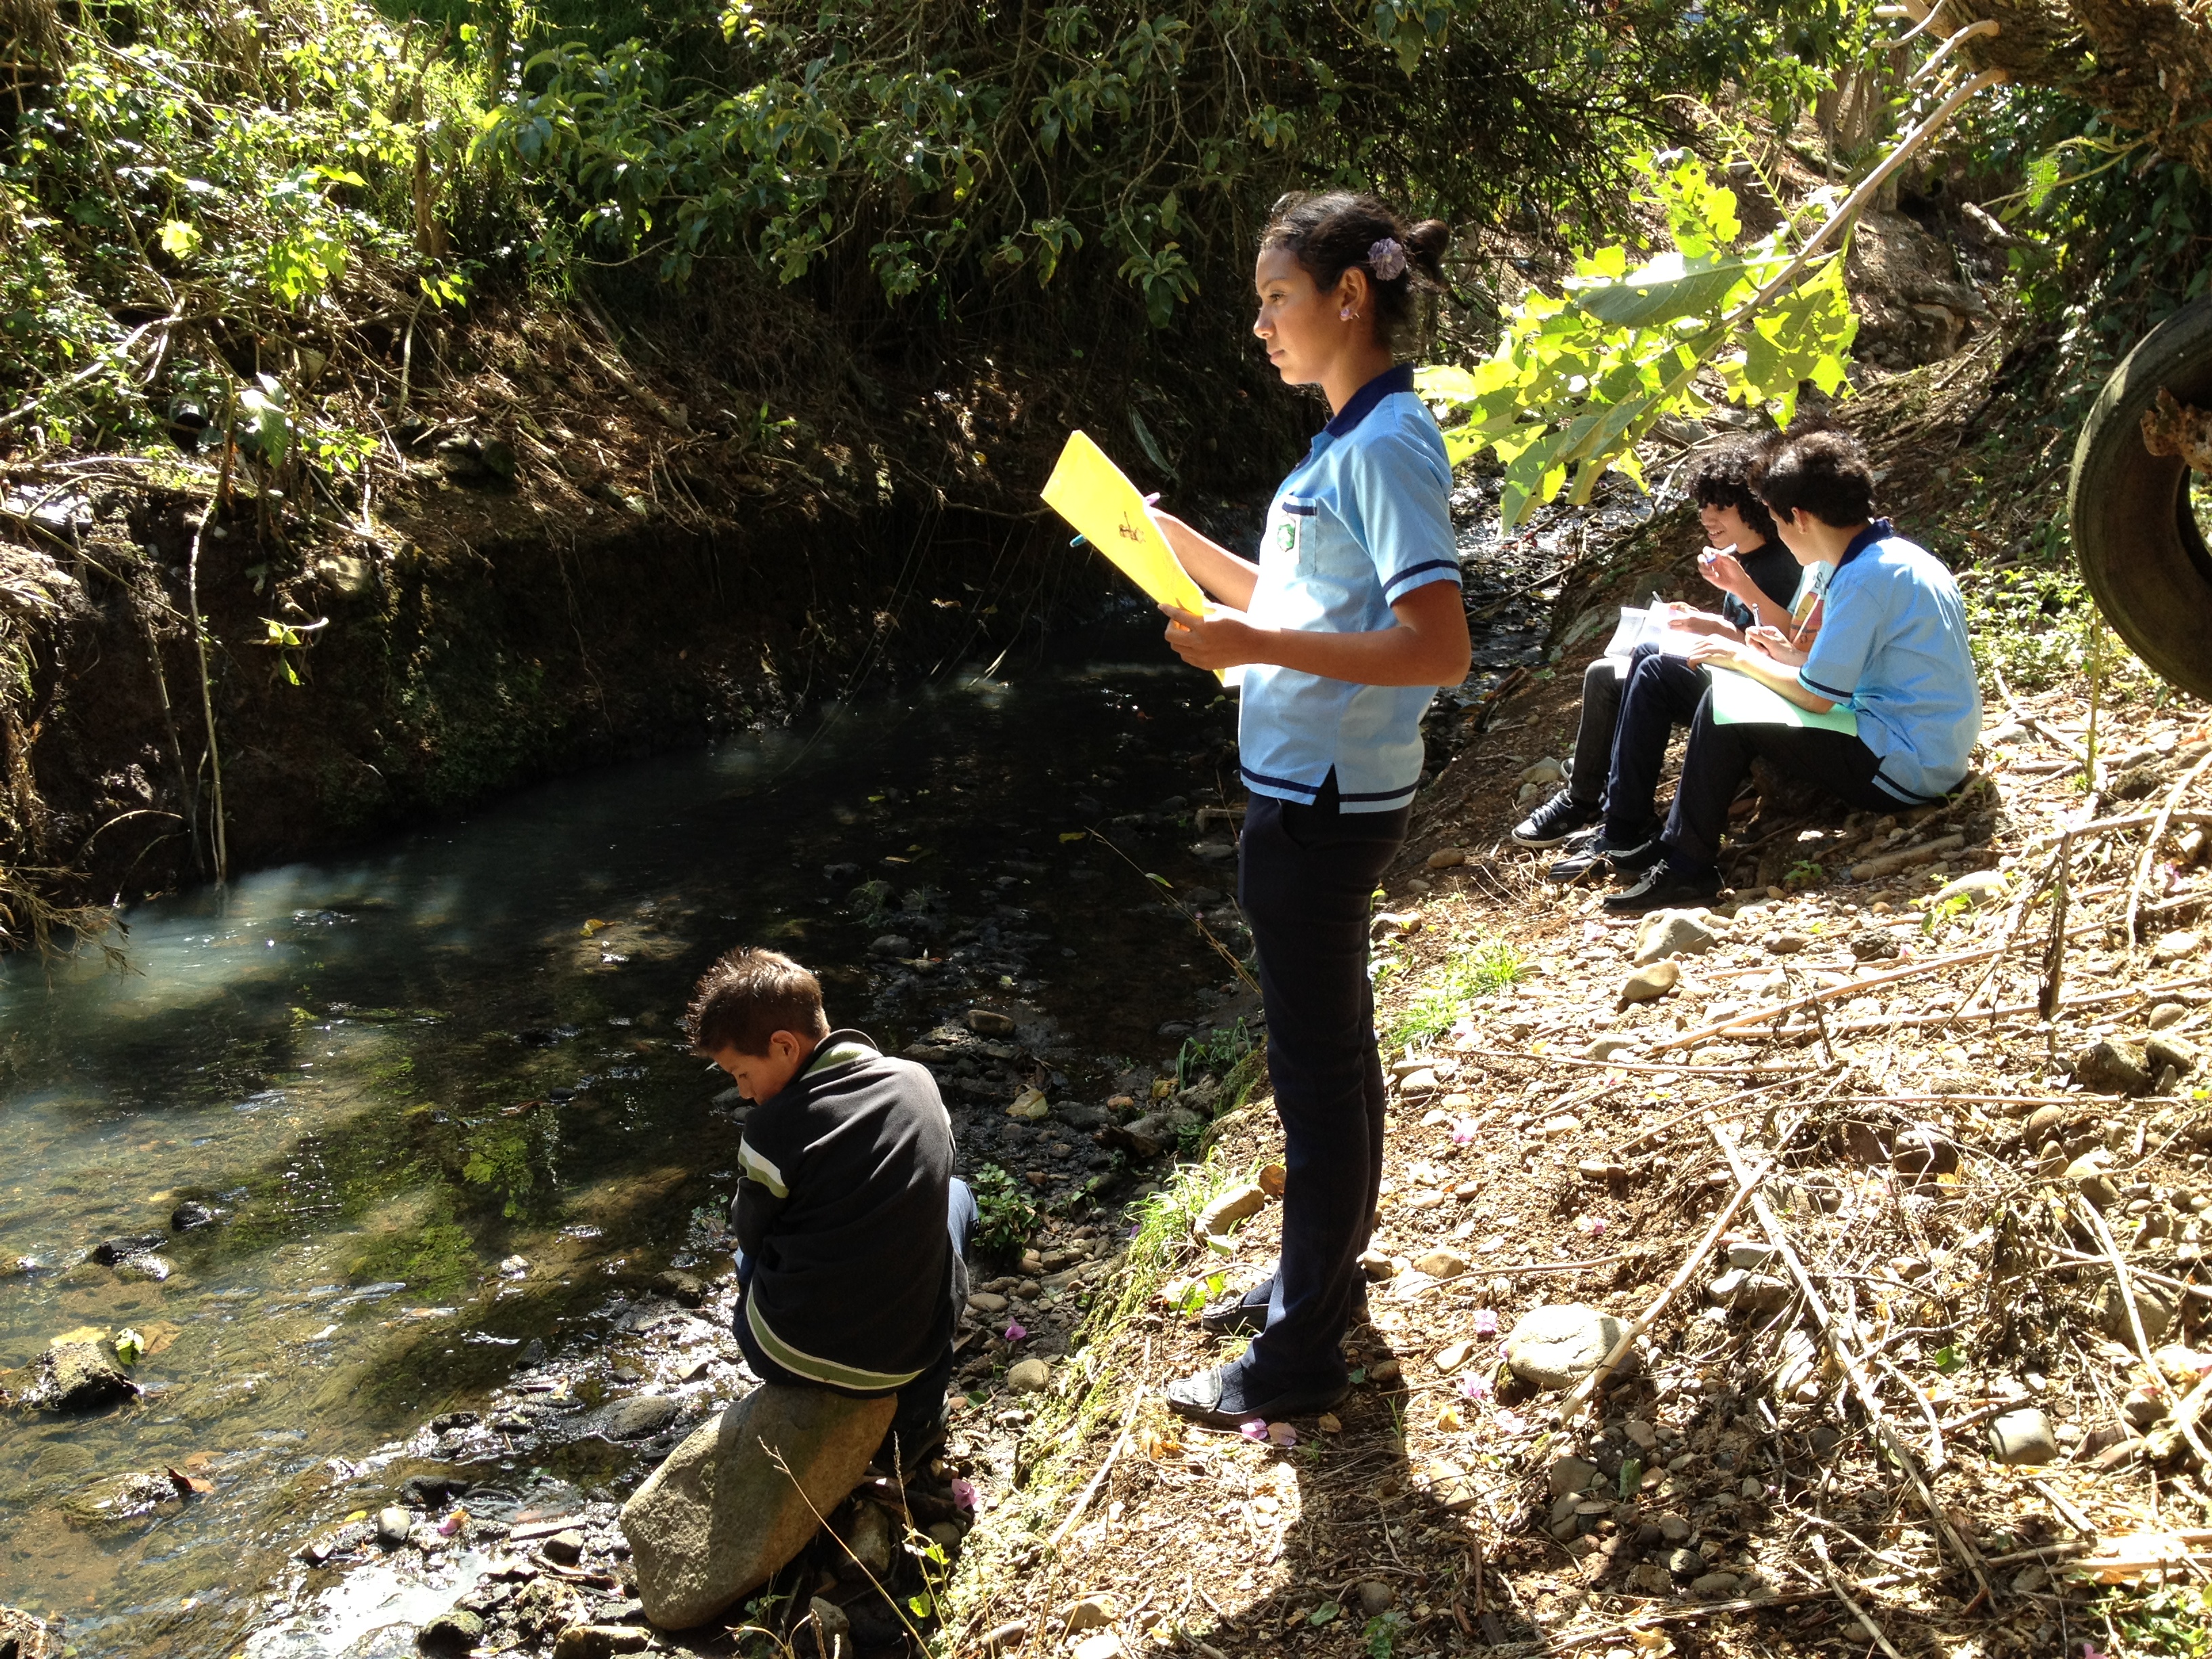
[1599,646,1725,849]
[1645,698,1902,878]
[734,1176,975,1469]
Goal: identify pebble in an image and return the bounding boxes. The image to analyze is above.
[1622,1419,1658,1450]
[1356,1580,1397,1616]
[1426,847,1467,869]
[2154,928,2203,964]
[848,1500,894,1576]
[1724,1242,1780,1271]
[1763,932,1809,956]
[2150,1002,2189,1031]
[1547,1456,1600,1497]
[375,1506,414,1548]
[1707,1269,1792,1313]
[1519,758,1567,785]
[2075,1037,2153,1096]
[868,934,916,957]
[966,1008,1017,1038]
[1504,1304,1626,1391]
[1357,1248,1398,1281]
[600,1393,682,1440]
[968,1292,1008,1313]
[804,1603,850,1650]
[1414,1247,1470,1280]
[1633,909,1719,964]
[112,1253,173,1282]
[1584,1036,1639,1062]
[1660,1515,1692,1542]
[1690,1572,1740,1598]
[2025,1104,2067,1145]
[1064,1595,1115,1632]
[542,1529,584,1564]
[652,1269,705,1307]
[1988,1407,2060,1465]
[415,1610,486,1656]
[1434,1340,1473,1374]
[170,1201,220,1231]
[1368,1357,1402,1385]
[1666,1548,1703,1578]
[1617,960,1681,1008]
[1931,869,2009,907]
[2064,1152,2121,1211]
[1006,1357,1052,1394]
[1071,1636,1123,1659]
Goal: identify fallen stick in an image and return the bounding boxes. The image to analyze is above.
[1811,1533,1907,1659]
[2023,808,2212,853]
[1541,1589,1832,1652]
[1696,966,2212,1046]
[1559,1124,1784,1426]
[1873,1351,1946,1474]
[1712,1123,1996,1603]
[2037,1244,2212,1303]
[1460,1046,1817,1078]
[1849,833,1965,882]
[2127,750,2212,962]
[1045,1338,1151,1555]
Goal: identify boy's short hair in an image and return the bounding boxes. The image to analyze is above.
[687,947,829,1055]
[1753,426,1877,528]
[1683,438,1780,547]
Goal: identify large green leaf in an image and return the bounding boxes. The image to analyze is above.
[1566,251,1759,329]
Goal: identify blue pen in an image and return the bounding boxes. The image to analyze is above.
[1071,534,1088,549]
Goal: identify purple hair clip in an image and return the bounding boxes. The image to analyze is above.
[1368,236,1408,281]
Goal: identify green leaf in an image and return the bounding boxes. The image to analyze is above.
[1308,1601,1340,1626]
[1568,251,1760,329]
[157,220,200,258]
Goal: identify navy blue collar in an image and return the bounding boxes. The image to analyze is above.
[1324,363,1415,438]
[1837,517,1894,570]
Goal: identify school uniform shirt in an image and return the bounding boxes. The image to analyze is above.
[1722,541,1805,632]
[1238,363,1462,813]
[731,1029,954,1393]
[1795,519,1982,804]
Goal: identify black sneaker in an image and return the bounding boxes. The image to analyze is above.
[1546,832,1656,884]
[1511,792,1601,848]
[1602,860,1723,915]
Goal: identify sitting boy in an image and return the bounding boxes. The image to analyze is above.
[1599,427,1980,913]
[1513,437,1807,848]
[688,947,974,1468]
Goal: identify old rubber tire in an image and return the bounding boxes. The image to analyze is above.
[2070,299,2212,703]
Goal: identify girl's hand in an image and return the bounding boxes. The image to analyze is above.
[1160,604,1258,670]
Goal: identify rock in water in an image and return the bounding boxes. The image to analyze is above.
[415,1610,485,1656]
[1504,1305,1626,1391]
[1988,1408,2060,1466]
[1616,960,1681,1008]
[600,1393,684,1441]
[652,1269,705,1307]
[621,1383,896,1629]
[169,1201,221,1231]
[966,1008,1017,1038]
[1633,909,1718,964]
[1193,1184,1265,1240]
[28,1337,137,1412]
[0,1606,59,1658]
[87,1234,165,1265]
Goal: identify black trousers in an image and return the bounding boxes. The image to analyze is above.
[1660,701,1898,872]
[1567,656,1628,806]
[1601,647,1718,846]
[1237,777,1408,1391]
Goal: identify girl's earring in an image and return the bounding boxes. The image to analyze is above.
[1340,307,1353,321]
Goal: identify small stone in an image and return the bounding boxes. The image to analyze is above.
[652,1269,705,1307]
[1520,758,1568,785]
[1724,1242,1780,1271]
[868,933,915,958]
[1763,932,1809,956]
[1691,1572,1741,1598]
[1504,1304,1626,1391]
[1633,909,1719,964]
[1358,1248,1397,1280]
[968,1291,1008,1313]
[601,1393,683,1440]
[1660,1515,1692,1543]
[2125,1384,2169,1429]
[416,1610,486,1656]
[550,1625,653,1659]
[2065,1152,2121,1211]
[2100,1280,2179,1344]
[1632,1563,1673,1595]
[1707,1269,1792,1313]
[1931,869,2009,907]
[170,1201,221,1231]
[541,1529,584,1564]
[1739,1476,1763,1500]
[1071,1636,1123,1659]
[1618,960,1681,1008]
[1368,1357,1402,1385]
[376,1506,415,1548]
[1194,1184,1267,1240]
[111,1252,173,1282]
[1623,1419,1658,1450]
[2009,1565,2049,1597]
[1415,1248,1471,1281]
[1666,1548,1703,1578]
[1356,1580,1397,1617]
[2150,1002,2188,1031]
[1064,1594,1115,1633]
[966,1008,1017,1038]
[1007,1357,1052,1394]
[928,1519,964,1550]
[977,1623,1030,1656]
[2076,1037,2154,1096]
[1584,1036,1639,1062]
[1427,847,1467,869]
[2153,928,2203,964]
[1548,1456,1601,1497]
[1006,1088,1051,1120]
[29,1337,137,1412]
[846,1500,894,1577]
[2150,1033,2203,1077]
[1989,1407,2060,1466]
[87,1233,165,1265]
[1435,1340,1473,1374]
[2025,1105,2067,1146]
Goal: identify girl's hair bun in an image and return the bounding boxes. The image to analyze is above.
[1261,192,1450,352]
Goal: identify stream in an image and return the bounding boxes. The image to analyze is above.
[0,611,1251,1658]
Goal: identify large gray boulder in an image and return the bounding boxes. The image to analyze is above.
[620,1383,896,1629]
[27,1337,138,1412]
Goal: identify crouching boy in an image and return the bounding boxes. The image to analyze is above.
[687,947,975,1469]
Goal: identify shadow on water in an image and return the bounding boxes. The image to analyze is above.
[0,612,1248,1657]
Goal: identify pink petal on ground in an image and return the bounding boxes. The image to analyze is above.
[1004,1322,1027,1343]
[951,1477,978,1513]
[1450,1119,1478,1145]
[1461,1373,1493,1401]
[1472,1308,1498,1335]
[1266,1421,1298,1447]
[1240,1420,1270,1442]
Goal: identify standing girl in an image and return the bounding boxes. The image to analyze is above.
[1147,192,1470,1425]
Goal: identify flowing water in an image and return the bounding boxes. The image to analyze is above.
[0,615,1244,1657]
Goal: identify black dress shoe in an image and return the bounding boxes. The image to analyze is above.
[1511,792,1602,847]
[1547,832,1658,884]
[1602,860,1723,915]
[1164,1364,1351,1429]
[1199,1273,1370,1336]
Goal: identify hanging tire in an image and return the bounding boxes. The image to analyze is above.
[2068,299,2212,703]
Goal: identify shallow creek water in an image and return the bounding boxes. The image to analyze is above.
[0,616,1246,1657]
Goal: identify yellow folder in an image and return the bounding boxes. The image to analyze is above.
[1042,430,1210,615]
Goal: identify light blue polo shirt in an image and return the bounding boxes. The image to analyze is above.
[1238,364,1461,812]
[1796,518,1981,804]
